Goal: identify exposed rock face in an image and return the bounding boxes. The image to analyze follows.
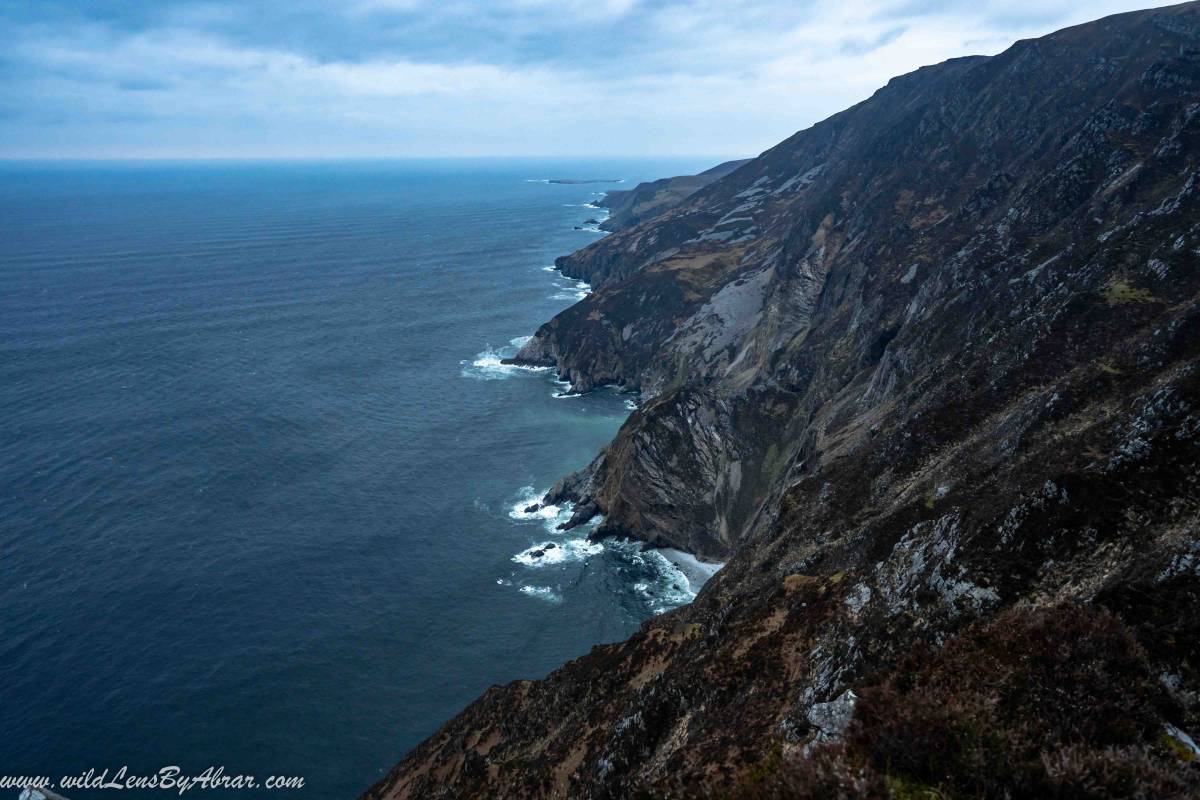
[596,159,752,233]
[366,4,1200,798]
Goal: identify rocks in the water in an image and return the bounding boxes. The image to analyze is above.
[523,503,540,514]
[558,499,599,530]
[526,542,557,560]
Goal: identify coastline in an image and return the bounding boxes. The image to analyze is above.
[493,189,720,615]
[654,547,724,594]
[363,6,1200,797]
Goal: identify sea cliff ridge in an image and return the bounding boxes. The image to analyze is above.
[366,3,1200,797]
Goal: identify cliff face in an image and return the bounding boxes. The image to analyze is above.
[367,4,1200,798]
[596,159,752,233]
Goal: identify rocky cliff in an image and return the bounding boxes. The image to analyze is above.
[366,4,1200,797]
[596,159,752,233]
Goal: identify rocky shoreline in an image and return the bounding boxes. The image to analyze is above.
[366,4,1200,797]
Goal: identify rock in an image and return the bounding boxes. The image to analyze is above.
[363,5,1200,797]
[523,503,540,514]
[558,499,599,531]
[595,159,751,233]
[806,689,858,745]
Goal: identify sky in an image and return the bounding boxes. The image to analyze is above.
[0,0,1177,159]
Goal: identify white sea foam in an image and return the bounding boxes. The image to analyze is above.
[505,492,714,612]
[542,265,558,272]
[513,538,604,567]
[551,379,580,399]
[519,585,562,603]
[550,277,591,302]
[605,540,720,614]
[508,485,573,531]
[461,341,550,380]
[655,548,725,593]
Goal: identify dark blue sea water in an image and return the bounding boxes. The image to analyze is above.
[0,159,717,798]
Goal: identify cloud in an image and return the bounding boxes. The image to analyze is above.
[0,0,1175,158]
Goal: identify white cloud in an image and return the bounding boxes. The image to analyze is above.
[0,0,1176,157]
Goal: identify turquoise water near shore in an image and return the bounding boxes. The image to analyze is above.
[0,158,716,797]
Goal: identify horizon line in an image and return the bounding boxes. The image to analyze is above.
[0,153,750,162]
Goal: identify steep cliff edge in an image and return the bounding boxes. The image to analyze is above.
[367,4,1200,797]
[596,159,752,233]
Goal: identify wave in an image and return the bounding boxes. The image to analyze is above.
[512,538,604,567]
[505,489,716,613]
[551,378,579,399]
[460,338,550,380]
[508,485,573,531]
[519,585,562,603]
[607,540,701,615]
[508,486,604,569]
[550,277,591,303]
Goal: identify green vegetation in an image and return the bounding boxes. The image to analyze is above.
[744,742,784,785]
[884,776,947,800]
[1160,730,1197,763]
[1101,279,1156,305]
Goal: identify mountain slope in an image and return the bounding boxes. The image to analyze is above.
[596,159,753,232]
[365,4,1200,797]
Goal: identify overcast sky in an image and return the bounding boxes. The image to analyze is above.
[0,0,1175,159]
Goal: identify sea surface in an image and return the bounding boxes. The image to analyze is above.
[0,158,719,798]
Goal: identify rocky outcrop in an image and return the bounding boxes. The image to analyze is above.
[597,159,752,232]
[365,4,1200,798]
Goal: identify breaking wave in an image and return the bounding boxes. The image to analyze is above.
[550,277,591,302]
[519,585,562,603]
[505,487,715,613]
[460,336,551,380]
[508,485,573,532]
[512,538,604,567]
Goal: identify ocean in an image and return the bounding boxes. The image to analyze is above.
[0,158,719,797]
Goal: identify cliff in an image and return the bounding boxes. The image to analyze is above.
[596,159,752,233]
[366,3,1200,797]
